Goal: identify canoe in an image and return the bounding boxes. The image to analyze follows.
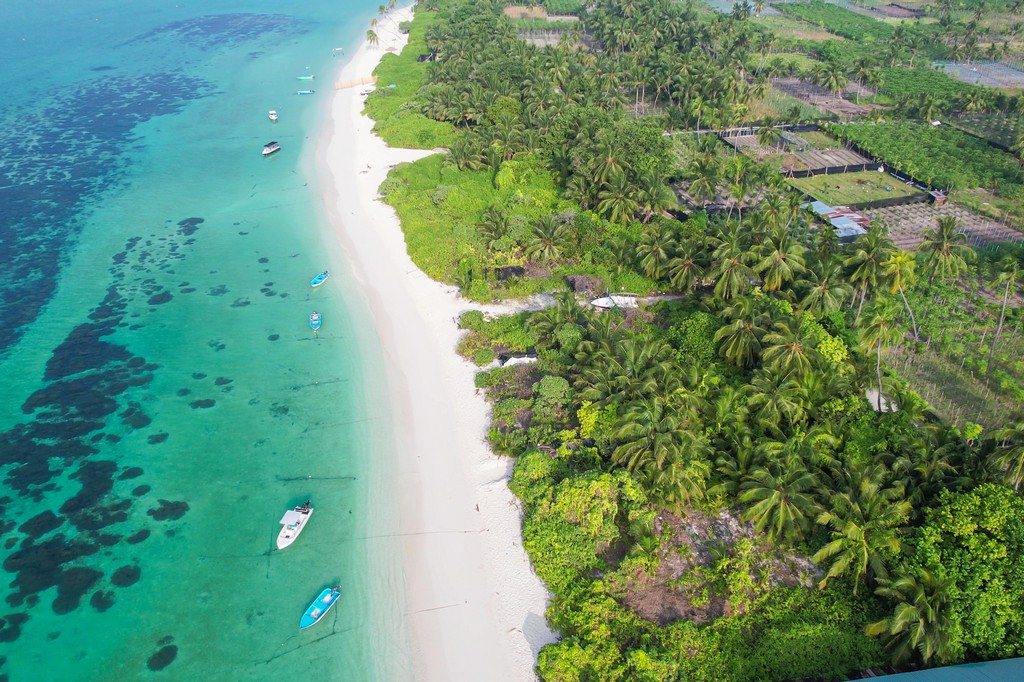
[309,311,322,332]
[310,271,329,287]
[300,587,341,630]
[276,501,313,550]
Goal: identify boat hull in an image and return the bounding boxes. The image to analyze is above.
[309,312,322,331]
[310,271,329,287]
[276,505,313,550]
[300,587,341,630]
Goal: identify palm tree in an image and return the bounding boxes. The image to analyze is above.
[989,421,1024,492]
[596,172,640,224]
[859,305,904,412]
[636,225,677,281]
[798,261,853,317]
[668,244,708,294]
[988,255,1022,370]
[882,251,920,343]
[578,337,677,406]
[844,224,895,321]
[814,464,912,594]
[918,215,973,288]
[366,29,380,48]
[525,215,568,262]
[739,457,820,543]
[612,397,689,474]
[867,570,952,666]
[756,117,784,152]
[715,297,769,368]
[755,228,807,292]
[745,369,809,436]
[762,318,819,378]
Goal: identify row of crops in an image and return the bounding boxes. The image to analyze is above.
[877,67,981,101]
[775,1,894,42]
[951,113,1024,149]
[825,121,1022,192]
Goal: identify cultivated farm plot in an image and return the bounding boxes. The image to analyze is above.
[774,78,881,118]
[863,202,1024,250]
[950,112,1023,149]
[936,60,1024,90]
[726,131,869,172]
[788,170,923,205]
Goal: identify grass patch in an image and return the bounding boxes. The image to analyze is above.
[787,170,925,205]
[364,11,459,149]
[380,153,567,297]
[754,15,842,42]
[747,85,826,122]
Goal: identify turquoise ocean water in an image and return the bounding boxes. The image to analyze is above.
[0,1,410,679]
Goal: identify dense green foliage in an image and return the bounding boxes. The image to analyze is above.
[367,0,1024,678]
[826,121,1023,192]
[365,10,459,149]
[912,485,1024,661]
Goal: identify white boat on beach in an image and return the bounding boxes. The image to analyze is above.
[268,110,278,122]
[590,293,640,310]
[277,500,313,550]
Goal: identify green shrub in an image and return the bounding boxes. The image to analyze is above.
[472,347,495,365]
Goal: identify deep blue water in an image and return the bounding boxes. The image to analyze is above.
[0,1,409,679]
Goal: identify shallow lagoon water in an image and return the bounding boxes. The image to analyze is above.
[0,1,409,679]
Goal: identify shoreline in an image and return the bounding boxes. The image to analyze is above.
[315,6,556,681]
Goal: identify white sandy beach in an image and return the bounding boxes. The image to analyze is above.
[317,7,556,681]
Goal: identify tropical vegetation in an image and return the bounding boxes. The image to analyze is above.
[366,0,1024,678]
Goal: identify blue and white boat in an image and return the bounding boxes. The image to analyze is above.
[309,311,322,332]
[296,89,315,95]
[300,587,341,630]
[310,271,329,287]
[297,74,315,81]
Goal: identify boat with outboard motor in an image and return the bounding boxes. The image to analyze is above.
[262,141,281,156]
[300,586,341,630]
[310,271,329,287]
[309,311,321,332]
[277,500,313,550]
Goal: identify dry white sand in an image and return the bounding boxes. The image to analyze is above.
[316,7,555,680]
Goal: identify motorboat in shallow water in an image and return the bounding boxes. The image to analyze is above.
[277,501,313,550]
[268,110,278,122]
[310,271,329,287]
[309,311,322,332]
[262,141,281,156]
[296,89,315,95]
[300,587,341,630]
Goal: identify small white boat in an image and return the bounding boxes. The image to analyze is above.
[297,74,315,81]
[262,141,281,156]
[296,89,315,95]
[268,110,278,122]
[590,293,640,310]
[277,501,313,550]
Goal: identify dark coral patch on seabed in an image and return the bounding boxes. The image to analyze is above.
[0,613,28,643]
[111,565,141,587]
[147,644,178,671]
[90,590,116,612]
[147,500,189,521]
